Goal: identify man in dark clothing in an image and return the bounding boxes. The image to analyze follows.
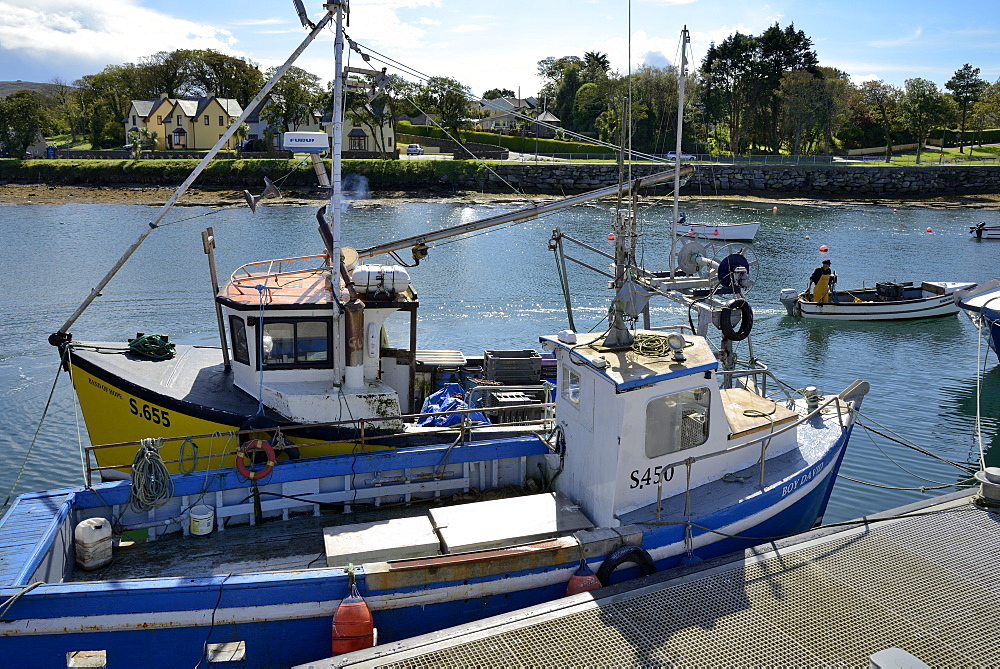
[807,259,838,302]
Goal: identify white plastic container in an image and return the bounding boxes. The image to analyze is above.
[189,505,215,537]
[352,265,411,296]
[74,518,112,571]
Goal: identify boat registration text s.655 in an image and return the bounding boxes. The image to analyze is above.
[129,398,172,427]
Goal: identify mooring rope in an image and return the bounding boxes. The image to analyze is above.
[128,438,173,512]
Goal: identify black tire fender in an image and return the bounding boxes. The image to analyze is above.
[596,545,657,586]
[720,298,753,341]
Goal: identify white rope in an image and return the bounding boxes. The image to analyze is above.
[128,438,173,512]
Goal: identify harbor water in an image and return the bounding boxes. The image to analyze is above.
[1,195,998,523]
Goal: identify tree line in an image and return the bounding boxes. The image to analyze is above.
[2,27,1000,161]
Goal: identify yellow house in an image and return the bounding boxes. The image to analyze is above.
[125,94,244,150]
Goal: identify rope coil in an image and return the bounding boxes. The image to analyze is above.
[128,438,173,512]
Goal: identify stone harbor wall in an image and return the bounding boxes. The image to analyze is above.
[449,162,1000,195]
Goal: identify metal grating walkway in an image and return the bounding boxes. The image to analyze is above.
[318,492,1000,668]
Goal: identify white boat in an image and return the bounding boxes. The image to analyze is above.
[675,213,760,241]
[781,281,977,321]
[970,223,1000,239]
[956,279,1000,358]
[0,16,870,667]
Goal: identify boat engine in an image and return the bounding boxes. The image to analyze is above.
[779,288,800,316]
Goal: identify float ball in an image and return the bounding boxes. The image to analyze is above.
[819,245,828,252]
[607,233,615,240]
[926,227,932,233]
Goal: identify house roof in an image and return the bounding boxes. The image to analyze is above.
[129,96,244,121]
[348,128,367,137]
[131,100,156,118]
[535,110,561,123]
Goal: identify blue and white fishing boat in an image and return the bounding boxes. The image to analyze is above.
[0,8,869,667]
[956,279,1000,360]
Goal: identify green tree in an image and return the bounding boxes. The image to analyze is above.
[900,78,952,164]
[815,67,851,154]
[0,90,45,158]
[74,64,145,148]
[971,77,1000,146]
[755,23,819,153]
[482,88,514,100]
[779,70,825,155]
[413,76,473,132]
[188,50,264,103]
[701,32,758,153]
[861,80,901,161]
[945,64,987,153]
[139,50,196,98]
[261,66,322,131]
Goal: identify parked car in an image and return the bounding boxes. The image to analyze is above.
[406,144,425,155]
[666,151,696,161]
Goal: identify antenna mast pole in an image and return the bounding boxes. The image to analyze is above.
[326,1,346,276]
[670,26,690,279]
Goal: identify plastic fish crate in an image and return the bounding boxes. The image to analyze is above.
[484,349,542,384]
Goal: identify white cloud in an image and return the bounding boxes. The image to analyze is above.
[450,24,486,33]
[850,72,881,86]
[417,17,441,25]
[0,0,238,71]
[868,28,923,49]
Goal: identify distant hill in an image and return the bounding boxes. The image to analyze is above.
[0,81,66,98]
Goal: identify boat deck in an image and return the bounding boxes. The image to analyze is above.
[314,491,1000,668]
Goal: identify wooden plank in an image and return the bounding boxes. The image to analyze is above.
[430,492,593,554]
[323,515,440,566]
[720,388,798,440]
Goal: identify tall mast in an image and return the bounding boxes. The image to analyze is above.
[669,26,690,279]
[327,0,346,276]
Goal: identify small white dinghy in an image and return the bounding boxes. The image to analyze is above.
[781,280,977,321]
[674,213,760,241]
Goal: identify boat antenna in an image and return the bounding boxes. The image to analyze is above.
[669,26,691,280]
[49,6,335,345]
[320,0,348,279]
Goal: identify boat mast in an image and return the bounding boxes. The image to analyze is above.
[326,0,346,276]
[669,26,690,279]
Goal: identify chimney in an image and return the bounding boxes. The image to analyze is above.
[159,92,168,100]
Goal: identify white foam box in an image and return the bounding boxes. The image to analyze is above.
[430,492,593,554]
[323,515,441,567]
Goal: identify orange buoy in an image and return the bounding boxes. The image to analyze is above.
[926,227,933,233]
[772,206,778,212]
[607,233,615,240]
[893,208,898,213]
[332,582,374,655]
[686,229,695,236]
[565,560,602,596]
[819,245,828,252]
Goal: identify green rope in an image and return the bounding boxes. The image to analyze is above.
[129,334,176,360]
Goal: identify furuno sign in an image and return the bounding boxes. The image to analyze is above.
[282,132,329,153]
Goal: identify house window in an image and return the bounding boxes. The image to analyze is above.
[644,388,712,458]
[229,315,249,365]
[219,116,224,126]
[157,115,162,124]
[204,115,209,125]
[349,135,367,151]
[177,116,182,125]
[132,115,136,126]
[255,318,333,370]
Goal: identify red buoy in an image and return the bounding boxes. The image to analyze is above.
[332,582,374,655]
[819,245,828,252]
[712,230,720,236]
[565,560,602,596]
[926,227,933,233]
[607,233,615,240]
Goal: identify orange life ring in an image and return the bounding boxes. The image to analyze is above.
[235,439,276,480]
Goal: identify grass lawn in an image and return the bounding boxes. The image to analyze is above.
[46,134,91,149]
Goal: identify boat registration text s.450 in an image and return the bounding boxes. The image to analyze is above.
[629,466,676,489]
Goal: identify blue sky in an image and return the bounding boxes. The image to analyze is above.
[1,0,998,97]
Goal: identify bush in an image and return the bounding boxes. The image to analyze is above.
[397,121,615,155]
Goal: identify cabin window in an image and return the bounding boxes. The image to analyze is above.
[644,387,711,458]
[229,315,250,364]
[562,367,581,404]
[256,318,333,369]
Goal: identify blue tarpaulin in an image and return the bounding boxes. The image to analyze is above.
[417,383,490,427]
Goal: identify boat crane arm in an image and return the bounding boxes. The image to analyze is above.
[354,166,694,262]
[50,11,335,345]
